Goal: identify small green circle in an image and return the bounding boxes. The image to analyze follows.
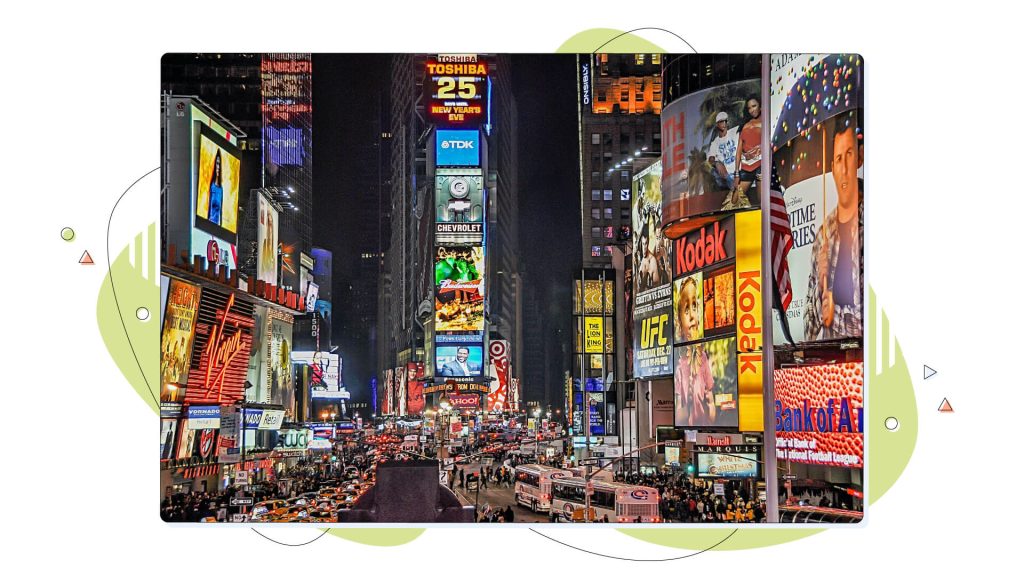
[61,227,75,242]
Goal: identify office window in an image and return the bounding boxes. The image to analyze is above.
[621,170,630,182]
[590,171,600,183]
[604,226,615,239]
[592,190,601,201]
[605,246,614,256]
[652,53,662,65]
[591,226,601,239]
[636,54,645,65]
[620,189,630,201]
[591,245,602,257]
[591,133,601,145]
[620,88,629,101]
[604,207,613,219]
[603,190,613,201]
[592,208,601,220]
[621,208,631,220]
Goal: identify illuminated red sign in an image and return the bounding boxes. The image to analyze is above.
[673,218,735,277]
[425,56,489,127]
[184,291,254,405]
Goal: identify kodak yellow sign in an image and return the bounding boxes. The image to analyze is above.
[734,210,764,432]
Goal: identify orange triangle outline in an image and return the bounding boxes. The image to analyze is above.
[79,250,94,265]
[938,398,953,413]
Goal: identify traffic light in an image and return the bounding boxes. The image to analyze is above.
[686,463,695,474]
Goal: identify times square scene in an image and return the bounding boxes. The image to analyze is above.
[159,53,864,524]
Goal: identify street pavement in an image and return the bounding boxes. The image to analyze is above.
[448,460,548,523]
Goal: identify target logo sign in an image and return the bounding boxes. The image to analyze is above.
[487,340,509,411]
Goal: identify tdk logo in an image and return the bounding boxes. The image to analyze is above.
[436,129,480,166]
[441,139,475,149]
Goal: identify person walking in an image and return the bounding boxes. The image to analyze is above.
[459,468,465,489]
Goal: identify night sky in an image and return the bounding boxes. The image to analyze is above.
[313,54,582,405]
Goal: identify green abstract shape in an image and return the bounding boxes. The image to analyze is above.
[557,28,667,53]
[327,529,425,547]
[620,288,917,550]
[98,222,161,414]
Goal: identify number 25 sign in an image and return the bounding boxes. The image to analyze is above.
[425,56,488,127]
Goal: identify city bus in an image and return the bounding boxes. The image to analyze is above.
[550,477,661,523]
[513,464,572,513]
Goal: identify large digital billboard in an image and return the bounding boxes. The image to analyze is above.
[293,351,345,399]
[160,279,200,404]
[774,362,864,468]
[770,54,864,344]
[183,290,255,406]
[631,161,673,378]
[697,452,759,478]
[424,55,489,127]
[435,245,485,339]
[435,169,485,245]
[661,76,762,238]
[256,193,279,286]
[674,336,738,428]
[486,340,510,412]
[194,123,241,242]
[436,345,484,377]
[436,129,480,167]
[407,362,425,415]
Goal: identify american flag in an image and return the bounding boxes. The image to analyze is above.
[769,168,794,312]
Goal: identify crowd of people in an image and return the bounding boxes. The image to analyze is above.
[613,470,767,523]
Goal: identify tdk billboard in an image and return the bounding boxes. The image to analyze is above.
[436,129,480,167]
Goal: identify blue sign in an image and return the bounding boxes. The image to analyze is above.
[436,130,480,167]
[187,406,221,419]
[242,409,264,429]
[265,126,304,166]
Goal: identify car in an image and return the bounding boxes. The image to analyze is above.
[254,499,288,518]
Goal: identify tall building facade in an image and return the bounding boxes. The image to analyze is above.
[377,54,521,416]
[571,53,663,444]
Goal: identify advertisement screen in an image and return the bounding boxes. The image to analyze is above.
[697,452,759,478]
[268,315,293,407]
[194,123,241,240]
[436,345,484,377]
[436,129,480,167]
[424,56,489,127]
[661,77,763,234]
[435,169,485,245]
[395,366,407,416]
[770,54,864,344]
[774,362,864,468]
[573,279,615,315]
[256,193,279,286]
[486,340,509,412]
[293,351,344,399]
[383,368,394,415]
[407,362,425,415]
[160,419,177,461]
[674,336,738,428]
[435,245,485,336]
[632,161,673,378]
[160,279,200,403]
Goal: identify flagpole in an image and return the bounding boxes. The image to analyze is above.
[761,54,779,523]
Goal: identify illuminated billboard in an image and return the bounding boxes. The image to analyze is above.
[256,193,279,286]
[160,278,200,404]
[770,54,864,344]
[435,169,485,244]
[673,336,738,428]
[631,161,673,378]
[774,362,864,468]
[293,351,344,399]
[436,345,484,378]
[661,76,762,238]
[407,362,425,415]
[697,452,759,478]
[435,245,485,339]
[486,340,510,412]
[183,290,255,406]
[424,55,489,127]
[436,129,480,167]
[194,123,241,242]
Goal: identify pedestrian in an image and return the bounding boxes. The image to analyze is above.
[459,468,465,489]
[504,505,515,523]
[481,472,489,490]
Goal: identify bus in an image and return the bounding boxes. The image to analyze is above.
[550,477,661,523]
[514,464,572,513]
[779,505,863,523]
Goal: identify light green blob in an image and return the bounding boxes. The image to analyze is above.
[557,28,667,54]
[327,529,426,547]
[62,227,76,241]
[98,222,160,414]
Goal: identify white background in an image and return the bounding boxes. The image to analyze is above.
[2,0,1019,572]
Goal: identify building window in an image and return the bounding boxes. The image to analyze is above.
[604,226,615,239]
[636,54,646,65]
[597,90,606,102]
[591,245,602,258]
[591,226,602,238]
[652,53,662,65]
[620,89,629,101]
[605,246,615,256]
[621,170,630,182]
[621,208,631,220]
[591,133,601,145]
[592,208,601,220]
[603,190,613,201]
[592,190,601,201]
[590,171,600,184]
[604,207,613,219]
[620,189,630,201]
